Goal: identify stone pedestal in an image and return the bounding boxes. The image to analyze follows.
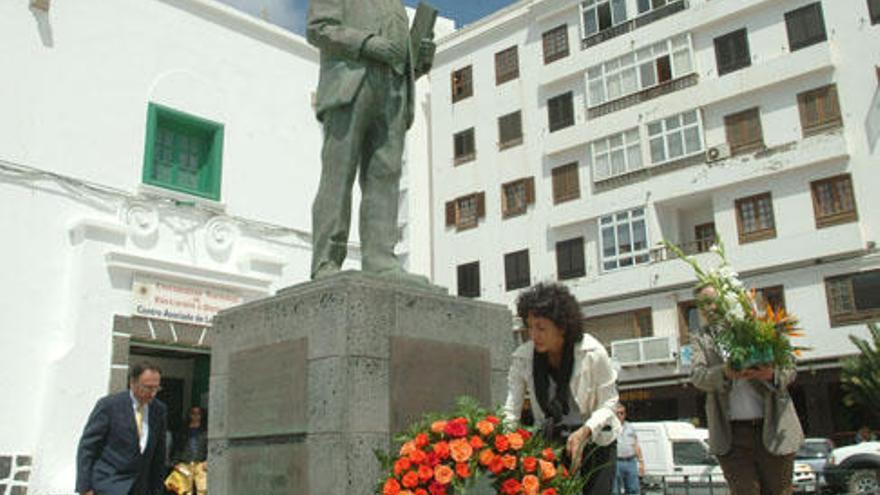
[208,271,515,494]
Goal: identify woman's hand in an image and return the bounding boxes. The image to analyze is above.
[566,425,592,459]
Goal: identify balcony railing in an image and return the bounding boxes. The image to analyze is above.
[587,73,698,120]
[581,0,689,51]
[649,240,711,263]
[611,335,677,366]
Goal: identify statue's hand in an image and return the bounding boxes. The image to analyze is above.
[362,35,403,67]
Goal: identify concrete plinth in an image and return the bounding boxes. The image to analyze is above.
[208,271,515,494]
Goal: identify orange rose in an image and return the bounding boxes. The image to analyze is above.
[431,420,448,434]
[409,449,428,465]
[434,465,454,485]
[432,441,450,460]
[455,462,471,479]
[449,438,473,463]
[400,441,416,456]
[502,454,517,470]
[469,435,485,449]
[507,432,524,451]
[418,464,434,482]
[522,456,537,473]
[522,474,540,495]
[383,478,401,495]
[478,448,495,466]
[394,457,412,476]
[399,492,414,495]
[402,470,420,489]
[415,433,429,448]
[476,420,495,436]
[538,460,557,481]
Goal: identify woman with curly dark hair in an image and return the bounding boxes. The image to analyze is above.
[503,282,620,494]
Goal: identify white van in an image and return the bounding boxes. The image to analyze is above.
[632,421,728,495]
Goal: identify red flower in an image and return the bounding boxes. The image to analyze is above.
[415,432,429,448]
[455,462,471,479]
[425,451,441,467]
[494,435,510,453]
[410,449,428,465]
[428,481,447,495]
[541,448,556,461]
[517,428,532,441]
[500,478,522,495]
[418,464,434,482]
[383,478,402,495]
[522,456,537,473]
[433,441,450,460]
[469,435,485,449]
[488,455,505,475]
[486,415,500,425]
[415,490,428,495]
[402,470,420,489]
[541,489,558,495]
[443,421,468,438]
[394,457,412,476]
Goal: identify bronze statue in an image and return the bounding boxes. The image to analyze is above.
[307,0,436,283]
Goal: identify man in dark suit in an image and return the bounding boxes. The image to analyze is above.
[76,362,168,495]
[306,0,435,281]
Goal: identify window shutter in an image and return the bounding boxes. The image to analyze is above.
[476,192,486,218]
[500,186,509,217]
[445,201,456,226]
[525,177,536,204]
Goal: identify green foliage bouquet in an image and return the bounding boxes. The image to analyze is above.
[664,240,807,370]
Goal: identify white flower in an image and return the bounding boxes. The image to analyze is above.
[728,277,743,289]
[709,244,721,254]
[719,266,739,280]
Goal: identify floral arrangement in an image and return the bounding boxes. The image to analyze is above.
[375,397,586,495]
[664,240,807,370]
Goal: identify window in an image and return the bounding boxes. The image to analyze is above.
[714,29,751,76]
[725,108,764,155]
[556,237,586,280]
[678,301,702,345]
[694,222,716,253]
[457,262,480,298]
[542,25,569,64]
[592,128,642,181]
[587,34,693,107]
[495,46,519,85]
[785,3,827,51]
[798,85,842,135]
[143,103,224,200]
[453,128,476,165]
[638,0,674,14]
[735,192,776,243]
[648,109,703,164]
[811,174,858,228]
[451,66,473,103]
[600,208,649,271]
[501,177,535,219]
[548,92,575,132]
[756,285,786,312]
[826,270,880,326]
[869,0,880,24]
[673,441,716,466]
[583,308,653,345]
[498,111,523,149]
[504,249,531,291]
[552,162,580,204]
[445,192,485,231]
[581,0,627,38]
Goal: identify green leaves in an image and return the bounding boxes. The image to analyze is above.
[841,323,880,415]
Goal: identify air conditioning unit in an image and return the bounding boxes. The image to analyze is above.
[705,143,731,163]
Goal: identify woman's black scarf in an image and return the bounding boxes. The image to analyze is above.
[532,341,576,431]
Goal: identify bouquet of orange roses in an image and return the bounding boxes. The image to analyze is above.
[664,239,807,370]
[375,397,586,495]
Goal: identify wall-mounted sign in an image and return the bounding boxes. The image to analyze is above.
[133,276,243,326]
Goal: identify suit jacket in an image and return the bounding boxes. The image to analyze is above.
[76,391,167,495]
[306,0,420,129]
[690,332,804,456]
[503,335,622,447]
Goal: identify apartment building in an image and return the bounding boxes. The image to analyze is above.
[430,0,880,437]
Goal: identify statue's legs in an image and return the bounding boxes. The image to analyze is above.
[358,68,407,274]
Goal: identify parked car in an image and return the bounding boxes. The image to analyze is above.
[796,438,834,487]
[824,440,880,493]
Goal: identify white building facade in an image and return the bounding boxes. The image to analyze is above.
[0,1,447,493]
[430,0,880,436]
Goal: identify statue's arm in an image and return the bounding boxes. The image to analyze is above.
[306,0,372,61]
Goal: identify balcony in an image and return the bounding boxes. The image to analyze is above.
[580,0,689,51]
[611,335,678,366]
[587,73,698,120]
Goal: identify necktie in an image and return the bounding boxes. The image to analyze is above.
[135,403,145,438]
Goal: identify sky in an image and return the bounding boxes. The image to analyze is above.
[216,0,519,36]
